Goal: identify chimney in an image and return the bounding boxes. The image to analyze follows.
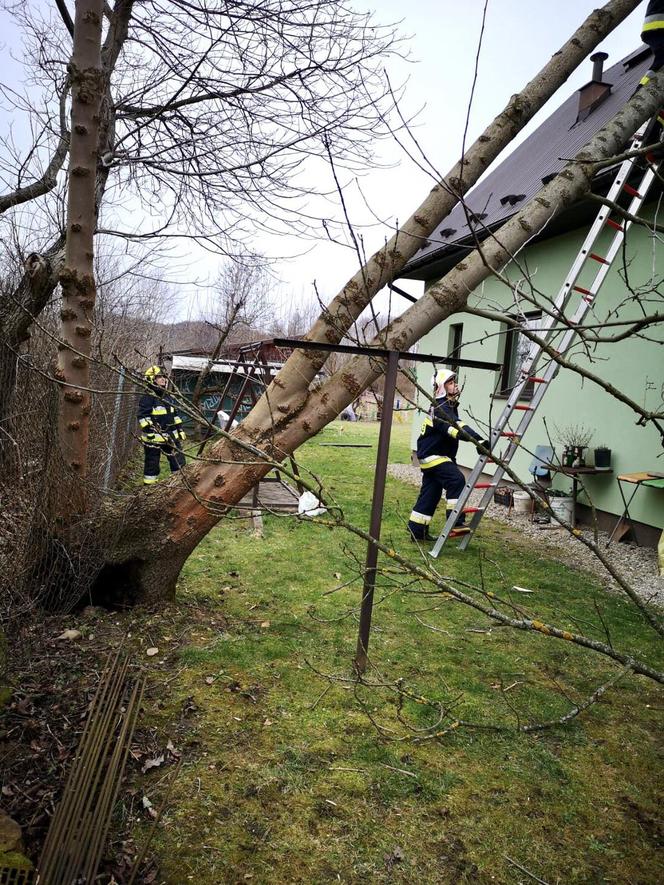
[591,51,608,82]
[577,52,611,122]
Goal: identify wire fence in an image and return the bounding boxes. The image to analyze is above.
[0,337,142,624]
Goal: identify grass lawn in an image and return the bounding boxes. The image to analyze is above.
[133,420,663,884]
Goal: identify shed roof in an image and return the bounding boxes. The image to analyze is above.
[400,46,653,281]
[170,355,284,374]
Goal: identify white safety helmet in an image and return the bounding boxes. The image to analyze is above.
[433,369,457,391]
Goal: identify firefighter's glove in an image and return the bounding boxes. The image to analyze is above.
[476,439,491,453]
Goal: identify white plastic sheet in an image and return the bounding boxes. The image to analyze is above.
[298,490,327,518]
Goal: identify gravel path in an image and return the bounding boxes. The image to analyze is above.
[389,463,664,608]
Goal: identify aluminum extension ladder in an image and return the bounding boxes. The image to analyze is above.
[430,121,660,557]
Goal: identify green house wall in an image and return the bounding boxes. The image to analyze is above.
[411,213,663,530]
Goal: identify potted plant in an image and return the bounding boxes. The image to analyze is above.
[594,443,611,469]
[555,424,594,467]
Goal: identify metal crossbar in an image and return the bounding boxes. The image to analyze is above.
[430,123,659,557]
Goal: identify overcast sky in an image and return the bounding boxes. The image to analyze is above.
[274,0,647,317]
[0,1,649,321]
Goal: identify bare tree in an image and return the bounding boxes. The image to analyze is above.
[0,0,405,340]
[190,261,274,410]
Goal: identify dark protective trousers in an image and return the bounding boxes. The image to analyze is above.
[407,461,466,540]
[143,442,185,483]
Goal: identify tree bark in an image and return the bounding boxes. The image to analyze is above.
[98,72,664,606]
[57,0,105,484]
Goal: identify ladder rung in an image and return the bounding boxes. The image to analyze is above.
[622,183,642,198]
[475,482,497,489]
[513,404,534,411]
[573,285,591,295]
[449,528,471,537]
[589,252,609,265]
[501,432,520,437]
[582,294,594,304]
[528,376,547,383]
[605,218,624,232]
[463,507,483,514]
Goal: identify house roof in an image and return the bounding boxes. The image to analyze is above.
[170,355,285,374]
[400,46,653,281]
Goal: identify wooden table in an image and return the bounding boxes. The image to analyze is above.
[607,471,664,545]
[545,465,613,526]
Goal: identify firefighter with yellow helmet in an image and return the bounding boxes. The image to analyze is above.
[138,366,187,484]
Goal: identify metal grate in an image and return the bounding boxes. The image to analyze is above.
[0,869,36,884]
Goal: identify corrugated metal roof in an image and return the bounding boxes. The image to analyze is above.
[401,46,653,280]
[171,355,284,373]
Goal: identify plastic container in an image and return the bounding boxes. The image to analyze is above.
[549,495,574,524]
[512,491,531,513]
[594,447,611,469]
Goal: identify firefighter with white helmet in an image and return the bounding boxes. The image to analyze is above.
[138,366,187,484]
[407,369,489,542]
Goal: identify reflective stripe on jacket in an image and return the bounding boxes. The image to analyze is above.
[642,0,664,37]
[415,397,481,468]
[138,393,186,444]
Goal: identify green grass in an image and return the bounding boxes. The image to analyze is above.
[134,421,663,884]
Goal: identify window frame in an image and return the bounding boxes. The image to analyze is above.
[447,322,464,370]
[498,310,542,400]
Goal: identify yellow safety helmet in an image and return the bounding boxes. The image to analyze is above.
[145,365,163,381]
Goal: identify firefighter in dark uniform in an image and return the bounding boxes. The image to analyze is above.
[138,366,187,485]
[407,370,489,542]
[639,1,664,138]
[641,0,664,86]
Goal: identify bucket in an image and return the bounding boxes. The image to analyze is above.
[549,495,574,524]
[512,491,531,513]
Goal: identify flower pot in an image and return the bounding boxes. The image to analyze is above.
[594,447,611,469]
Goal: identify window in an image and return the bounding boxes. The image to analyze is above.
[499,311,542,399]
[447,323,463,370]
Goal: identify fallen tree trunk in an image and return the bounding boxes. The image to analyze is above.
[96,72,664,606]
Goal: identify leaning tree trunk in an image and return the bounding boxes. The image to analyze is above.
[56,0,104,489]
[254,0,644,418]
[98,72,664,606]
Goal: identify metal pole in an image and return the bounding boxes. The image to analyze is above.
[103,366,125,490]
[354,350,399,674]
